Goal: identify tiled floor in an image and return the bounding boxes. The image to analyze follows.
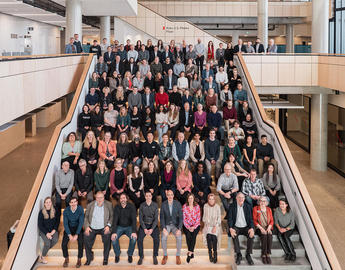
[286,139,345,267]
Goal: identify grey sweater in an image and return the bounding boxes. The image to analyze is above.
[274,207,295,230]
[55,169,74,195]
[128,92,142,110]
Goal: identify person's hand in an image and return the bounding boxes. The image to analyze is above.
[280,228,287,233]
[180,189,185,195]
[144,229,149,235]
[259,227,266,235]
[148,229,153,235]
[267,227,272,235]
[46,232,52,240]
[85,227,92,236]
[73,235,78,241]
[104,226,110,235]
[103,190,106,195]
[77,190,82,197]
[131,233,137,239]
[73,157,78,164]
[248,228,255,238]
[264,156,270,162]
[224,192,231,199]
[230,228,237,238]
[82,192,87,197]
[211,160,216,165]
[189,227,195,232]
[111,233,117,241]
[163,228,168,236]
[198,191,204,197]
[68,234,74,241]
[149,188,154,194]
[61,194,66,200]
[133,157,138,162]
[212,226,217,234]
[136,191,140,198]
[176,229,181,236]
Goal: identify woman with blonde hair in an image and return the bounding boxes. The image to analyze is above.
[203,193,221,263]
[81,130,98,171]
[122,70,134,93]
[116,106,131,138]
[113,85,127,111]
[38,197,59,264]
[94,160,110,200]
[176,159,192,205]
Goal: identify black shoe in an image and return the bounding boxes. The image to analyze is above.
[284,254,291,262]
[128,256,133,263]
[187,255,191,263]
[213,252,217,264]
[208,251,213,263]
[290,255,296,262]
[153,256,158,265]
[246,254,254,265]
[236,253,242,265]
[115,256,120,263]
[190,254,194,259]
[103,260,108,265]
[91,251,94,261]
[84,260,91,266]
[137,257,143,265]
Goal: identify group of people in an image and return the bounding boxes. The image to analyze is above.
[39,37,296,267]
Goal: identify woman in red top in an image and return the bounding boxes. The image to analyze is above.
[253,196,274,264]
[182,193,201,263]
[155,85,169,109]
[207,41,215,61]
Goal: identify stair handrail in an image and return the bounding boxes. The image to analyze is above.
[236,52,341,270]
[2,53,96,270]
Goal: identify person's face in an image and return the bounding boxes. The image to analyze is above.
[79,162,86,171]
[127,40,130,45]
[210,131,216,138]
[104,133,111,142]
[149,162,154,171]
[219,67,223,72]
[166,162,172,171]
[90,88,95,94]
[120,194,127,205]
[247,136,252,144]
[69,133,76,142]
[236,194,245,205]
[178,133,184,142]
[237,84,242,90]
[70,38,74,44]
[256,39,260,44]
[147,133,153,142]
[166,58,170,63]
[197,104,202,111]
[229,137,235,145]
[44,198,52,210]
[197,38,201,44]
[197,163,203,173]
[228,100,233,107]
[168,69,172,75]
[95,193,105,205]
[208,195,215,205]
[268,165,274,174]
[234,122,239,129]
[115,159,122,168]
[233,69,238,76]
[74,34,79,40]
[134,166,140,175]
[261,137,267,144]
[259,197,267,207]
[243,101,248,108]
[180,160,186,170]
[87,132,93,141]
[194,133,200,141]
[107,47,112,52]
[69,198,78,209]
[145,192,152,203]
[224,164,231,176]
[93,41,97,46]
[145,87,150,94]
[83,105,88,113]
[211,105,217,113]
[189,45,193,51]
[246,114,251,121]
[250,170,257,181]
[279,200,288,211]
[160,86,164,93]
[133,87,138,93]
[248,41,252,46]
[188,195,194,205]
[62,161,70,172]
[184,103,189,111]
[108,104,113,111]
[159,105,164,112]
[220,43,223,48]
[167,190,174,202]
[133,106,138,113]
[99,162,105,170]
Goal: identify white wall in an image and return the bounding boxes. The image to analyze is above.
[114,17,157,45]
[0,13,61,55]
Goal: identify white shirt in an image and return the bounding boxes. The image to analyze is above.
[177,77,189,89]
[235,204,247,228]
[216,71,228,84]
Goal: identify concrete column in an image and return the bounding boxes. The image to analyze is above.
[257,0,268,50]
[65,0,82,44]
[312,0,329,53]
[100,16,111,42]
[232,32,239,44]
[310,94,328,171]
[286,24,294,53]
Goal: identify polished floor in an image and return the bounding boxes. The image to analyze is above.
[0,122,344,268]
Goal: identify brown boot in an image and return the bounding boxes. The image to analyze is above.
[76,258,81,268]
[161,255,168,265]
[176,256,181,265]
[63,257,69,268]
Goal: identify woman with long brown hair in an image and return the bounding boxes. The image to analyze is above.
[207,41,215,62]
[176,159,192,205]
[94,160,110,200]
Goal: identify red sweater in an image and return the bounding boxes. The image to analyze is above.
[155,92,169,107]
[223,106,237,120]
[253,206,274,228]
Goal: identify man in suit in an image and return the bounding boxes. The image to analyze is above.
[110,55,125,78]
[73,34,83,53]
[233,39,247,53]
[163,69,178,92]
[179,102,194,139]
[202,63,215,88]
[254,38,265,53]
[161,45,173,63]
[267,39,278,54]
[149,46,162,64]
[160,190,183,265]
[228,192,255,265]
[104,46,115,67]
[125,57,138,77]
[142,87,155,110]
[84,191,113,265]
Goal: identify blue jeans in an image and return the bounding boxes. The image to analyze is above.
[112,226,136,256]
[157,124,168,143]
[131,158,142,167]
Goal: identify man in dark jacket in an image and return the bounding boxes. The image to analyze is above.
[163,69,178,92]
[254,38,265,53]
[256,134,278,177]
[228,192,255,265]
[73,159,93,203]
[178,102,194,140]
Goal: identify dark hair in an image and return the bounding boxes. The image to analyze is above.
[185,193,197,207]
[70,196,78,203]
[250,168,257,173]
[66,132,77,142]
[265,163,277,183]
[119,192,128,200]
[279,197,290,212]
[196,161,206,173]
[261,134,267,139]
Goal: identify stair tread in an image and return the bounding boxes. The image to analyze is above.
[236,256,311,269]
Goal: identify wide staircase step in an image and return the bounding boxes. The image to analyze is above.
[236,257,311,270]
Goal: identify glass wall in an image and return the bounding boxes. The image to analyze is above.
[330,0,345,53]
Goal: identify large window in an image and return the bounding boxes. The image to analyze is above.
[330,0,345,53]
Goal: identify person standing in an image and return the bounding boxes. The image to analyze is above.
[160,190,183,265]
[84,192,113,265]
[65,37,77,54]
[61,197,84,268]
[137,191,160,265]
[195,38,205,75]
[182,193,201,263]
[73,34,83,53]
[111,193,137,264]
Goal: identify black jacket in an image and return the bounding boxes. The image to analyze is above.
[89,45,102,58]
[78,112,91,129]
[110,61,125,77]
[233,44,247,53]
[149,50,162,64]
[163,75,178,90]
[179,109,194,129]
[254,43,265,53]
[227,201,254,229]
[104,51,116,63]
[124,62,138,76]
[129,141,143,159]
[74,166,93,193]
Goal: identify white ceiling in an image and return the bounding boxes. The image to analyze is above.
[0,0,137,29]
